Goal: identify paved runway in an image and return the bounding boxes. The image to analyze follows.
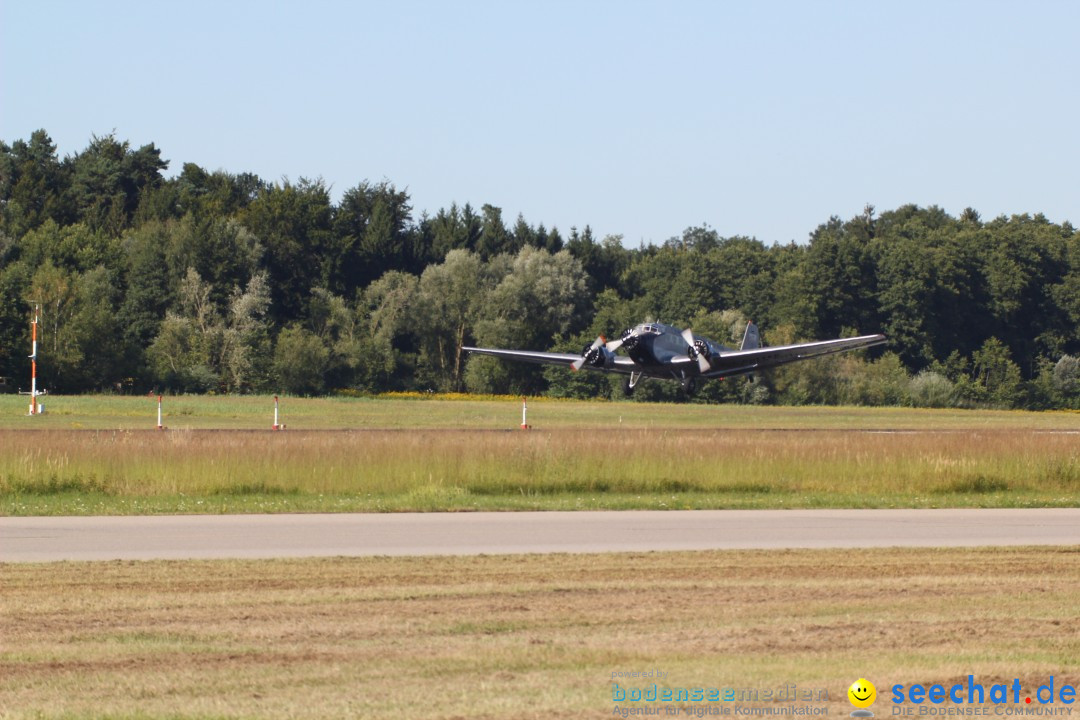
[2,509,1078,562]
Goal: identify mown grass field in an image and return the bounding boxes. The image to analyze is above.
[3,392,1080,431]
[3,548,1077,719]
[1,395,1078,514]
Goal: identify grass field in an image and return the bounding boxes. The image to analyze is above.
[2,547,1077,719]
[3,399,1076,719]
[4,393,1080,431]
[1,396,1078,514]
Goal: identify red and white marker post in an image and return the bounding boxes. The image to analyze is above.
[156,395,165,431]
[272,395,285,430]
[27,305,40,415]
[521,397,530,430]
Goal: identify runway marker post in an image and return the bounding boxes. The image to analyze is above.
[272,395,285,430]
[155,395,165,431]
[21,303,45,415]
[521,397,530,430]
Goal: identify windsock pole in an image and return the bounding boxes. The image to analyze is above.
[27,304,40,415]
[29,306,39,414]
[521,397,529,430]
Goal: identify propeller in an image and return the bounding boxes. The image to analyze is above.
[683,328,711,373]
[572,336,607,371]
[606,328,634,352]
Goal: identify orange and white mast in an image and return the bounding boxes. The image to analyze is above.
[28,304,41,415]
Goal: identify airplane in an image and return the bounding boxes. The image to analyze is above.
[463,321,886,395]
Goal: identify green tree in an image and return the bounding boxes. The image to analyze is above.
[427,202,483,260]
[982,214,1070,373]
[25,262,79,390]
[1052,229,1080,358]
[172,163,265,218]
[240,178,333,324]
[621,244,705,323]
[164,215,263,310]
[0,259,29,383]
[330,180,414,293]
[536,223,563,253]
[146,268,220,391]
[872,234,937,368]
[585,289,649,340]
[119,222,173,354]
[474,204,512,260]
[66,133,168,235]
[841,352,910,406]
[355,271,419,391]
[781,215,877,340]
[567,228,631,296]
[219,272,272,392]
[146,315,208,391]
[511,213,536,250]
[0,130,72,237]
[467,247,589,394]
[145,268,272,393]
[17,220,120,275]
[413,250,487,391]
[273,325,330,395]
[67,266,129,389]
[908,370,959,408]
[1052,355,1080,408]
[25,263,126,391]
[967,337,1024,407]
[701,236,777,327]
[305,287,365,390]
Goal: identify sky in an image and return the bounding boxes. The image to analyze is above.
[2,0,1077,247]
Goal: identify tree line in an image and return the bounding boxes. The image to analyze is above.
[1,130,1078,409]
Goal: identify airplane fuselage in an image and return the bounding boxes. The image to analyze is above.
[624,323,728,373]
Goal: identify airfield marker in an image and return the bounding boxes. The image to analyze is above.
[521,397,530,430]
[272,395,285,430]
[156,395,165,431]
[23,304,44,415]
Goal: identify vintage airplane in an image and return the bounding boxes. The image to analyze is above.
[463,321,886,395]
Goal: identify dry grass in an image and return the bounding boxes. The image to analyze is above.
[2,548,1078,719]
[1,427,1078,514]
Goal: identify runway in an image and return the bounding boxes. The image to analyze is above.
[2,508,1078,562]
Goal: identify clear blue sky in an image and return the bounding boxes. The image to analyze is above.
[2,0,1077,246]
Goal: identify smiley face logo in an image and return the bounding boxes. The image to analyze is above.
[848,678,877,710]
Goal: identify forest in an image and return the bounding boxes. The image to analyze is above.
[1,130,1078,409]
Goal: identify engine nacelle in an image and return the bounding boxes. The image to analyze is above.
[581,342,616,369]
[689,339,711,364]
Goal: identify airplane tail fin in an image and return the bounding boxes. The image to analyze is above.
[740,321,760,351]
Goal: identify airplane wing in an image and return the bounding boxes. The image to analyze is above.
[703,334,886,378]
[461,346,639,373]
